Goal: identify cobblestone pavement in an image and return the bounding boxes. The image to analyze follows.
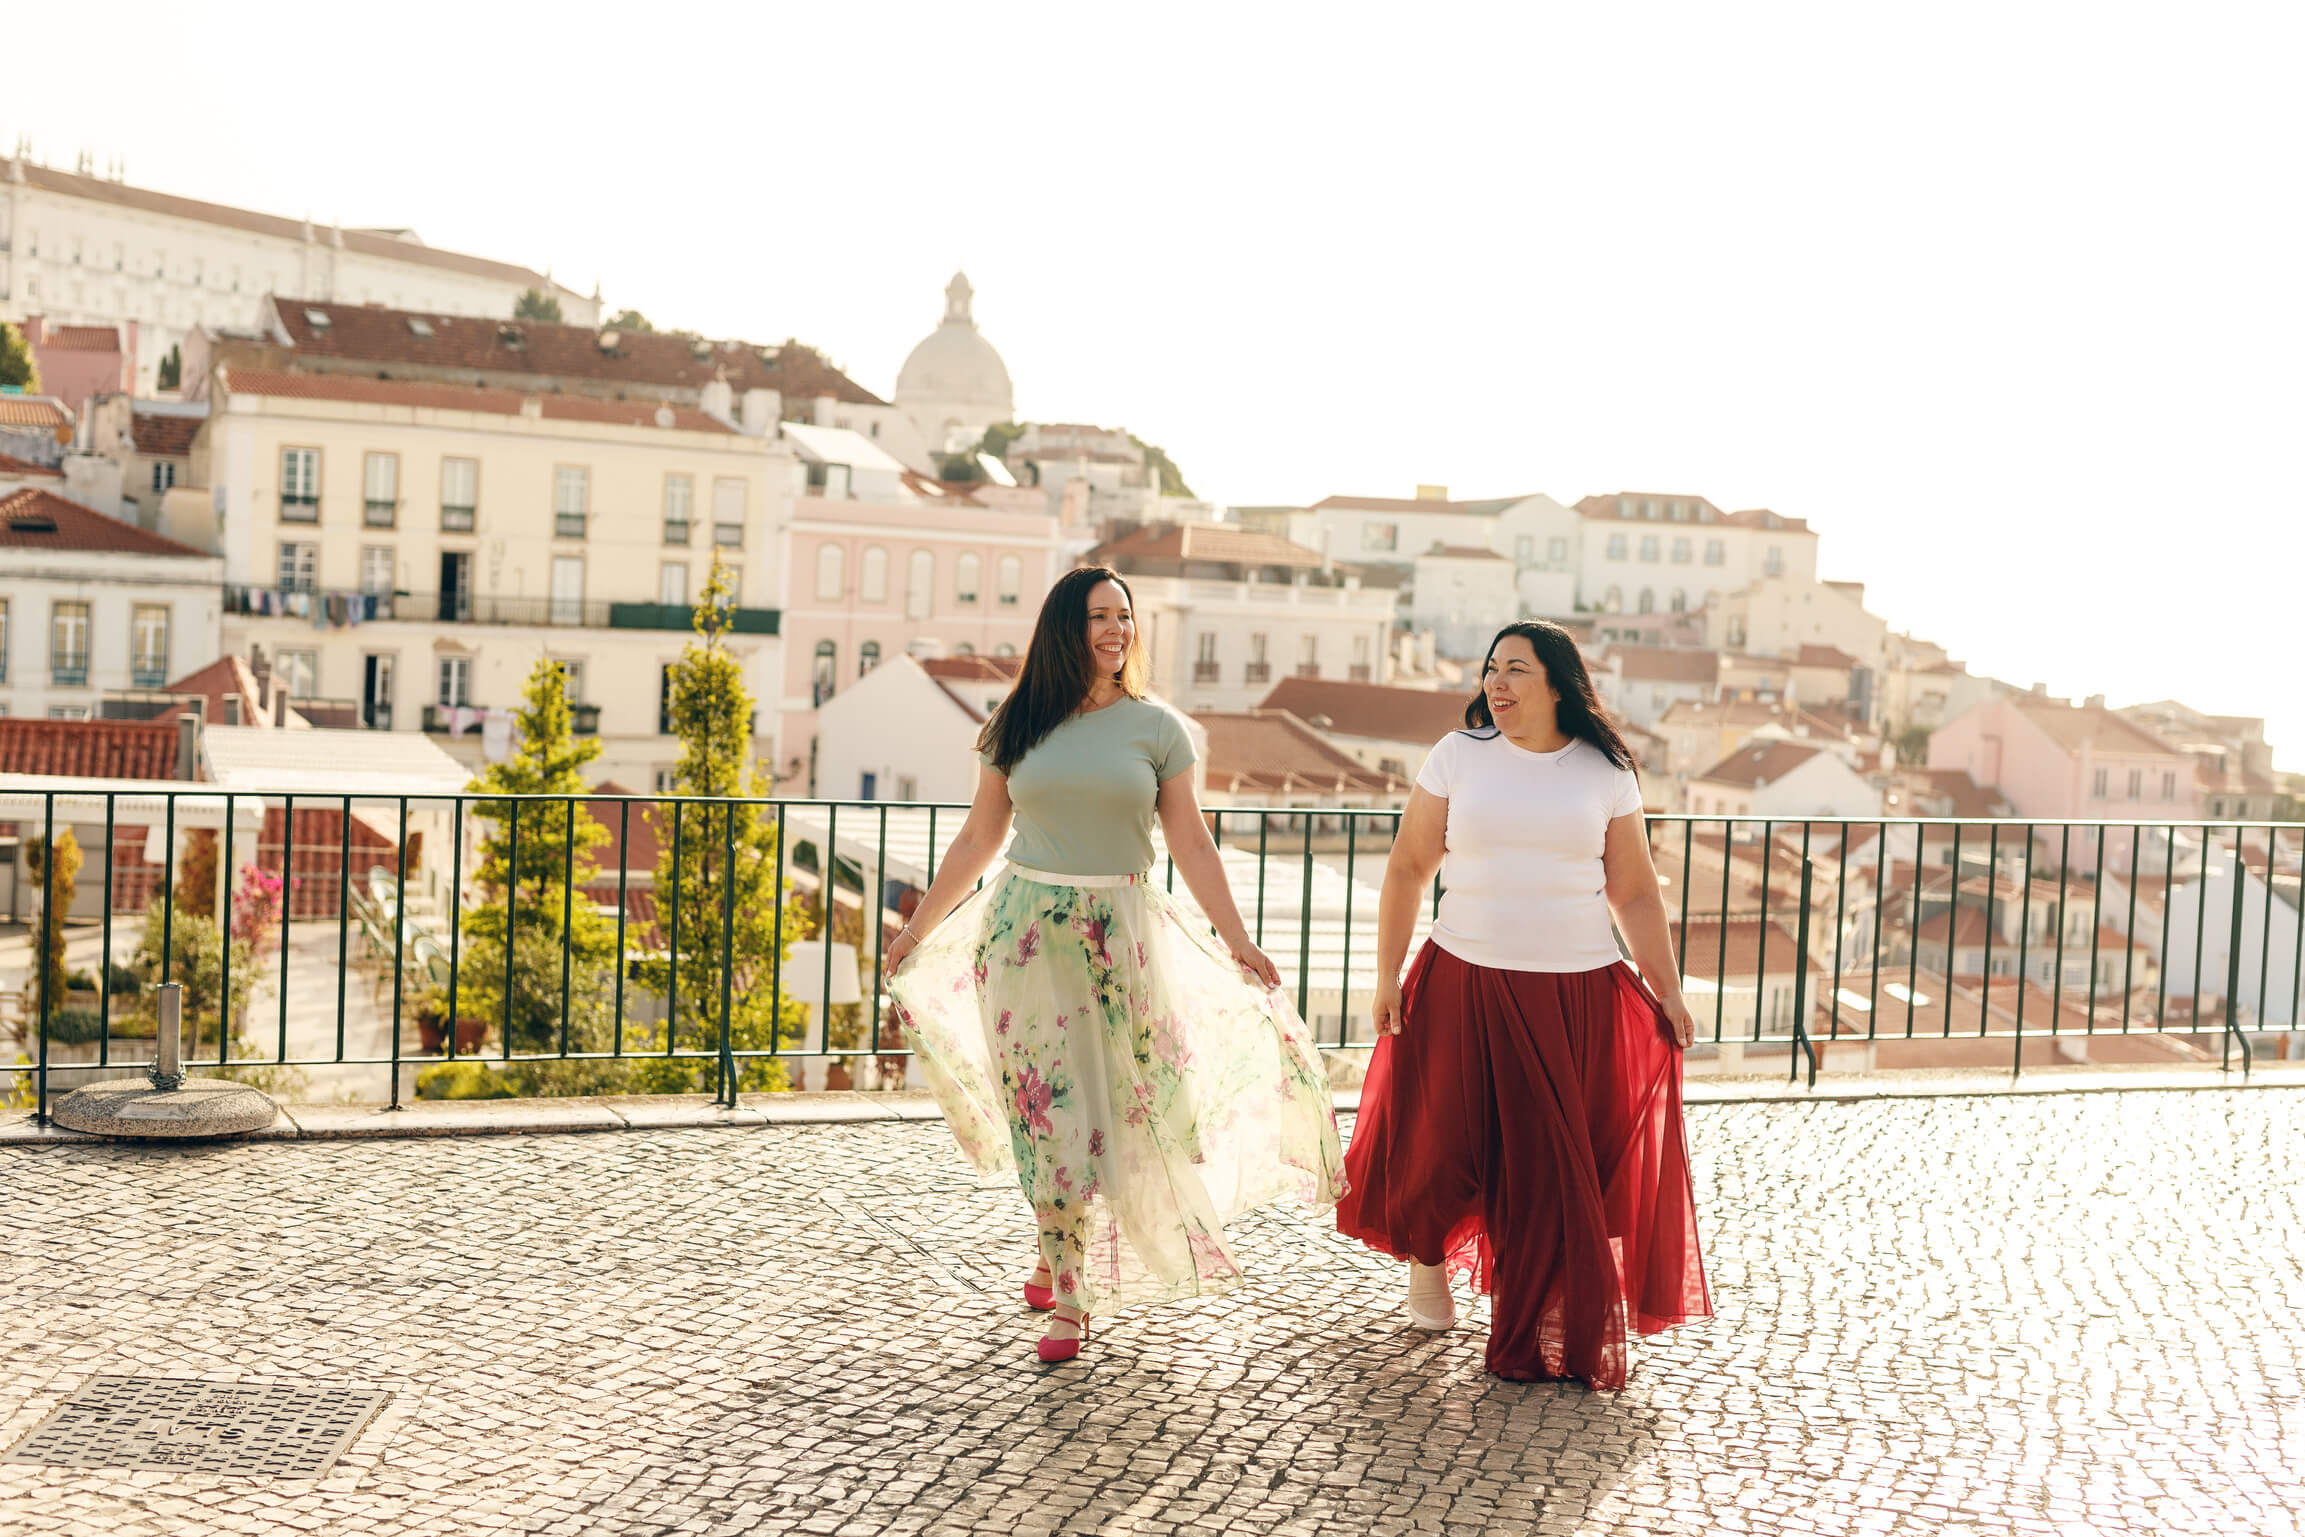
[4,1092,2303,1537]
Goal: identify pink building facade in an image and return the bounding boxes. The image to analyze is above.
[21,318,136,414]
[1928,696,2202,832]
[777,487,1063,794]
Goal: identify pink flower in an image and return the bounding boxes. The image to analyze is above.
[1054,1166,1074,1191]
[1088,1129,1105,1158]
[996,1009,1012,1036]
[1084,918,1110,964]
[1054,1013,1068,1031]
[1135,941,1148,968]
[1014,1066,1055,1135]
[1014,923,1042,967]
[1056,1268,1077,1295]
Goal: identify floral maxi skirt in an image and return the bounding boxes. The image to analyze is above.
[891,864,1348,1317]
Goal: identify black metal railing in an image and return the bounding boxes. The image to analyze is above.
[6,804,2298,1123]
[224,585,778,634]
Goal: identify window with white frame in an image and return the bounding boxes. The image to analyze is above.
[363,452,399,527]
[1671,537,1691,564]
[129,605,169,686]
[1639,535,1660,563]
[1638,588,1656,614]
[812,641,837,706]
[550,556,585,625]
[1547,537,1569,563]
[1704,539,1725,566]
[2092,766,2109,797]
[1514,535,1534,563]
[554,466,589,538]
[1297,633,1319,676]
[660,563,689,607]
[150,462,175,494]
[277,649,320,699]
[906,550,934,619]
[859,640,881,676]
[440,457,478,531]
[1606,532,1627,561]
[861,546,889,602]
[359,545,394,594]
[712,477,745,547]
[2126,768,2142,800]
[2162,770,2177,800]
[0,598,10,683]
[437,655,471,707]
[663,474,693,544]
[816,543,845,600]
[1765,545,1784,577]
[278,540,318,593]
[997,555,1021,606]
[956,553,981,605]
[558,660,585,704]
[280,447,319,520]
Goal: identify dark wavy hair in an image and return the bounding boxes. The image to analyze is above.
[1462,620,1636,770]
[977,565,1150,773]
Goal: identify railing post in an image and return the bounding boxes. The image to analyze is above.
[1789,857,1816,1087]
[2224,830,2252,1078]
[34,792,55,1126]
[152,982,184,1092]
[1296,815,1315,1024]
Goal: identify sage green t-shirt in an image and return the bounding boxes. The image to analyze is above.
[985,697,1198,877]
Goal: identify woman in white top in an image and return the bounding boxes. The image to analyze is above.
[1334,621,1712,1389]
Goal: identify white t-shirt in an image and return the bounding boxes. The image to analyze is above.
[1415,730,1643,973]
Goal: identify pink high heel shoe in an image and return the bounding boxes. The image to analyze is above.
[1022,1261,1055,1312]
[1037,1307,1090,1363]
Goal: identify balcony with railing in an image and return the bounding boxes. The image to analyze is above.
[1244,662,1272,684]
[223,585,779,634]
[51,653,88,687]
[6,802,2293,1118]
[279,495,320,523]
[1192,661,1221,683]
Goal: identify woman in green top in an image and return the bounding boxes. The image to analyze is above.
[888,566,1347,1362]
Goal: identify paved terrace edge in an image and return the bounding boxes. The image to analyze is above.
[4,1060,2303,1144]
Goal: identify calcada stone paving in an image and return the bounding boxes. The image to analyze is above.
[2,1092,2302,1536]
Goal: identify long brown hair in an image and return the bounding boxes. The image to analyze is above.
[1462,620,1636,770]
[977,565,1150,772]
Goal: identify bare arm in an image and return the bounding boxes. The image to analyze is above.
[1372,786,1447,1034]
[885,767,1014,972]
[1155,770,1286,986]
[1603,810,1695,1048]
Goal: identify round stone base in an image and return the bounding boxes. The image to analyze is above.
[50,1078,279,1139]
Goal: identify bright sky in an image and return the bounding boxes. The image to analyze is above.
[12,4,2302,763]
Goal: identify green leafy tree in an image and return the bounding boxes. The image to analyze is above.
[0,322,38,392]
[633,553,807,1092]
[126,906,258,1058]
[977,421,1027,460]
[459,658,618,1053]
[514,288,564,324]
[155,344,181,391]
[604,308,654,333]
[1892,723,1931,766]
[1129,434,1193,498]
[24,826,82,1010]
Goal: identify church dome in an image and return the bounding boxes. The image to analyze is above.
[894,272,1014,452]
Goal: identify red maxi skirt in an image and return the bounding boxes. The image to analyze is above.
[1336,940,1712,1389]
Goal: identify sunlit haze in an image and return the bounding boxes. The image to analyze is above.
[13,2,2300,760]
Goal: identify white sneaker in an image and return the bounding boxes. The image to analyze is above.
[1404,1261,1457,1331]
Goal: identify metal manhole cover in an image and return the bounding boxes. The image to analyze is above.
[3,1376,390,1478]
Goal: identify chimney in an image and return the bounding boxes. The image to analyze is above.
[175,713,201,781]
[2085,693,2106,710]
[740,388,779,436]
[699,377,735,422]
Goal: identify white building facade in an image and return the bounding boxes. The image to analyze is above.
[0,154,595,394]
[0,488,223,720]
[188,367,787,789]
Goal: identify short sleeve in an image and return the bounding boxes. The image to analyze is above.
[1608,765,1643,818]
[1152,706,1197,782]
[1413,734,1457,798]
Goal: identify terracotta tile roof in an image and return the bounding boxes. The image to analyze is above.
[161,656,277,728]
[1795,644,1861,669]
[0,718,181,779]
[1659,697,1852,742]
[9,158,568,292]
[1191,710,1410,796]
[0,488,209,556]
[1670,917,1811,980]
[1916,905,1991,947]
[1608,645,1720,685]
[1694,739,1827,788]
[1574,492,1813,535]
[270,299,884,406]
[1092,522,1325,569]
[1420,544,1509,561]
[43,324,122,352]
[0,450,64,478]
[589,784,663,874]
[1255,676,1470,743]
[920,655,1023,683]
[1891,768,2015,820]
[219,367,736,433]
[1309,494,1473,514]
[0,397,72,430]
[2013,699,2184,759]
[130,411,203,456]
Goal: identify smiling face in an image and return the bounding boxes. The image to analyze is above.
[1084,579,1135,678]
[1482,634,1561,735]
